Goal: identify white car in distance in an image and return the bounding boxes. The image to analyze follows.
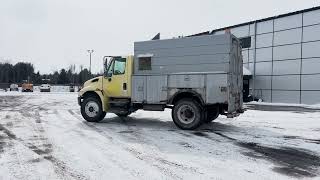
[39,84,51,92]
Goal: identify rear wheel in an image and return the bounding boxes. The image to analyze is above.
[172,98,203,130]
[81,97,106,122]
[115,112,131,117]
[204,106,219,123]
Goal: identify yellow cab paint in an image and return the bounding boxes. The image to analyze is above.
[103,56,133,99]
[78,76,107,110]
[79,56,133,112]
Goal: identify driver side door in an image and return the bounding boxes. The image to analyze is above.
[103,57,129,98]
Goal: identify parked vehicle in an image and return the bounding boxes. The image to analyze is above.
[22,83,33,92]
[9,84,19,91]
[78,34,243,130]
[39,84,51,92]
[69,84,75,92]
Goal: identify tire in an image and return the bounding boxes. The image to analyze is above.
[172,98,203,130]
[115,112,131,117]
[204,106,219,123]
[81,96,106,122]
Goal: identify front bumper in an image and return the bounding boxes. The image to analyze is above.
[78,96,82,105]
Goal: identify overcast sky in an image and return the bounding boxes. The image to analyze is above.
[0,0,319,74]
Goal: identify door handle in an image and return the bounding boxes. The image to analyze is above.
[123,83,127,90]
[108,78,112,82]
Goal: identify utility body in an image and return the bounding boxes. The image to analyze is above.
[78,34,243,130]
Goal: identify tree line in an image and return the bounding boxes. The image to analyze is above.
[0,62,98,85]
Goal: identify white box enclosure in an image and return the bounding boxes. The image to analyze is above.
[132,34,243,113]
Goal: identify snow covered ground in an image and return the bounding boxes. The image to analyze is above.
[0,92,319,180]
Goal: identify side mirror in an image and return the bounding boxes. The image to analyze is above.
[103,57,107,66]
[103,56,108,75]
[107,72,112,77]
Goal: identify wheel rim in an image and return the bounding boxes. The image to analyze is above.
[177,104,195,124]
[85,101,99,118]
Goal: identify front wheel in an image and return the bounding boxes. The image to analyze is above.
[81,97,106,122]
[172,98,203,130]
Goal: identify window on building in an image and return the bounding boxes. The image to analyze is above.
[239,36,251,48]
[113,58,126,75]
[138,57,152,70]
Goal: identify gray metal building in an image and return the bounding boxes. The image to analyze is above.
[193,6,320,104]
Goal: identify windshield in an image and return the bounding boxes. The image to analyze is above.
[113,58,126,75]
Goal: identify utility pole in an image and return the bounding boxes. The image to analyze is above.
[87,49,94,74]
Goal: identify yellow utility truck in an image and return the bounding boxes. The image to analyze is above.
[78,34,243,130]
[22,83,33,92]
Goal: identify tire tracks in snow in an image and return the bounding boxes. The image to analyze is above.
[25,110,88,180]
[56,109,148,179]
[1,97,88,180]
[191,129,320,178]
[67,109,202,179]
[0,126,88,180]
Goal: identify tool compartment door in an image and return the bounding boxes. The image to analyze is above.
[132,76,146,103]
[146,76,168,103]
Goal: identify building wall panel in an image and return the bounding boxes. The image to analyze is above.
[255,76,272,89]
[273,59,301,75]
[256,33,273,48]
[272,90,300,103]
[301,91,320,104]
[302,41,320,58]
[303,24,320,42]
[301,74,320,90]
[303,9,320,26]
[274,28,302,45]
[257,20,273,34]
[208,8,320,104]
[273,44,301,60]
[256,47,272,62]
[255,62,272,75]
[242,50,249,64]
[248,62,254,73]
[249,36,255,49]
[274,14,302,31]
[254,90,272,102]
[302,58,320,74]
[248,49,254,62]
[272,75,300,90]
[249,23,256,36]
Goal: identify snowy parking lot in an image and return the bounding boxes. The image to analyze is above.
[0,92,319,180]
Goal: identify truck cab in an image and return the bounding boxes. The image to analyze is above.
[78,34,243,130]
[78,56,134,121]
